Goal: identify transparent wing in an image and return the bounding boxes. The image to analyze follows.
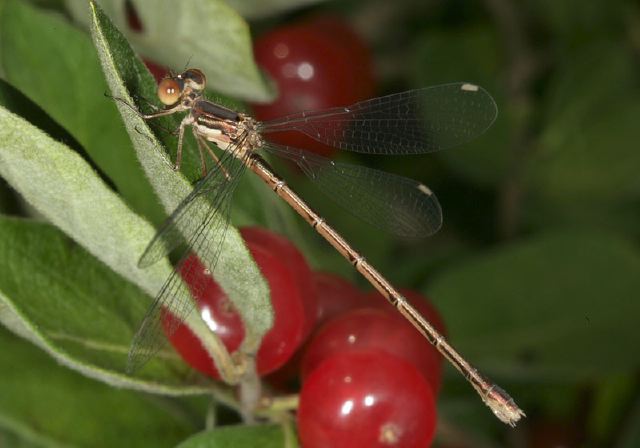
[264,143,442,237]
[127,147,248,373]
[259,83,497,155]
[139,161,238,268]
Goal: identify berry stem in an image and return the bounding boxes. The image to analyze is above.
[184,311,242,384]
[239,356,261,423]
[259,394,300,412]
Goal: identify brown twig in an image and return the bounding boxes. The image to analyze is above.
[483,0,541,239]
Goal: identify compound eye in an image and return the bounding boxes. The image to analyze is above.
[182,68,206,91]
[157,78,182,105]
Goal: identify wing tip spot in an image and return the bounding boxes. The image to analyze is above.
[461,83,479,92]
[417,183,433,196]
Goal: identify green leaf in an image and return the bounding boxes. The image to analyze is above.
[0,216,236,397]
[176,425,285,448]
[66,0,274,102]
[0,327,195,447]
[410,26,511,186]
[588,375,636,443]
[617,397,640,448]
[0,105,169,300]
[428,230,640,380]
[0,0,164,225]
[88,1,272,357]
[528,0,625,46]
[0,78,86,158]
[529,41,640,202]
[0,103,239,394]
[224,0,327,19]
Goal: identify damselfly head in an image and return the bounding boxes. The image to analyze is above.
[181,68,206,92]
[157,69,206,105]
[157,76,182,105]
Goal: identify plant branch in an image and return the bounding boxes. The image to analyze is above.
[483,0,541,239]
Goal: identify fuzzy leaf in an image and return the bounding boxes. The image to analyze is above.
[225,0,328,19]
[176,425,285,448]
[0,327,196,447]
[0,0,164,225]
[0,102,237,395]
[0,215,237,397]
[66,0,274,101]
[88,0,272,356]
[0,105,168,300]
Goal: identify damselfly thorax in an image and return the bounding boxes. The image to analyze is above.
[150,68,263,168]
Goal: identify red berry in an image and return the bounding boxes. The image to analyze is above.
[313,271,369,327]
[301,308,442,393]
[305,16,375,100]
[252,15,375,157]
[143,59,169,83]
[240,226,316,340]
[163,235,306,377]
[298,351,437,448]
[366,289,447,337]
[125,0,143,32]
[266,273,369,391]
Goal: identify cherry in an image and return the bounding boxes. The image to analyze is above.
[313,271,369,327]
[143,60,169,83]
[298,351,437,448]
[125,0,143,33]
[125,1,169,82]
[266,272,368,391]
[305,16,375,100]
[252,15,375,157]
[301,307,442,393]
[239,226,317,340]
[163,231,307,377]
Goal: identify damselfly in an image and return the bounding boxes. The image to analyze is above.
[123,68,524,426]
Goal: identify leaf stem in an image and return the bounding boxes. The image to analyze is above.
[483,0,543,239]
